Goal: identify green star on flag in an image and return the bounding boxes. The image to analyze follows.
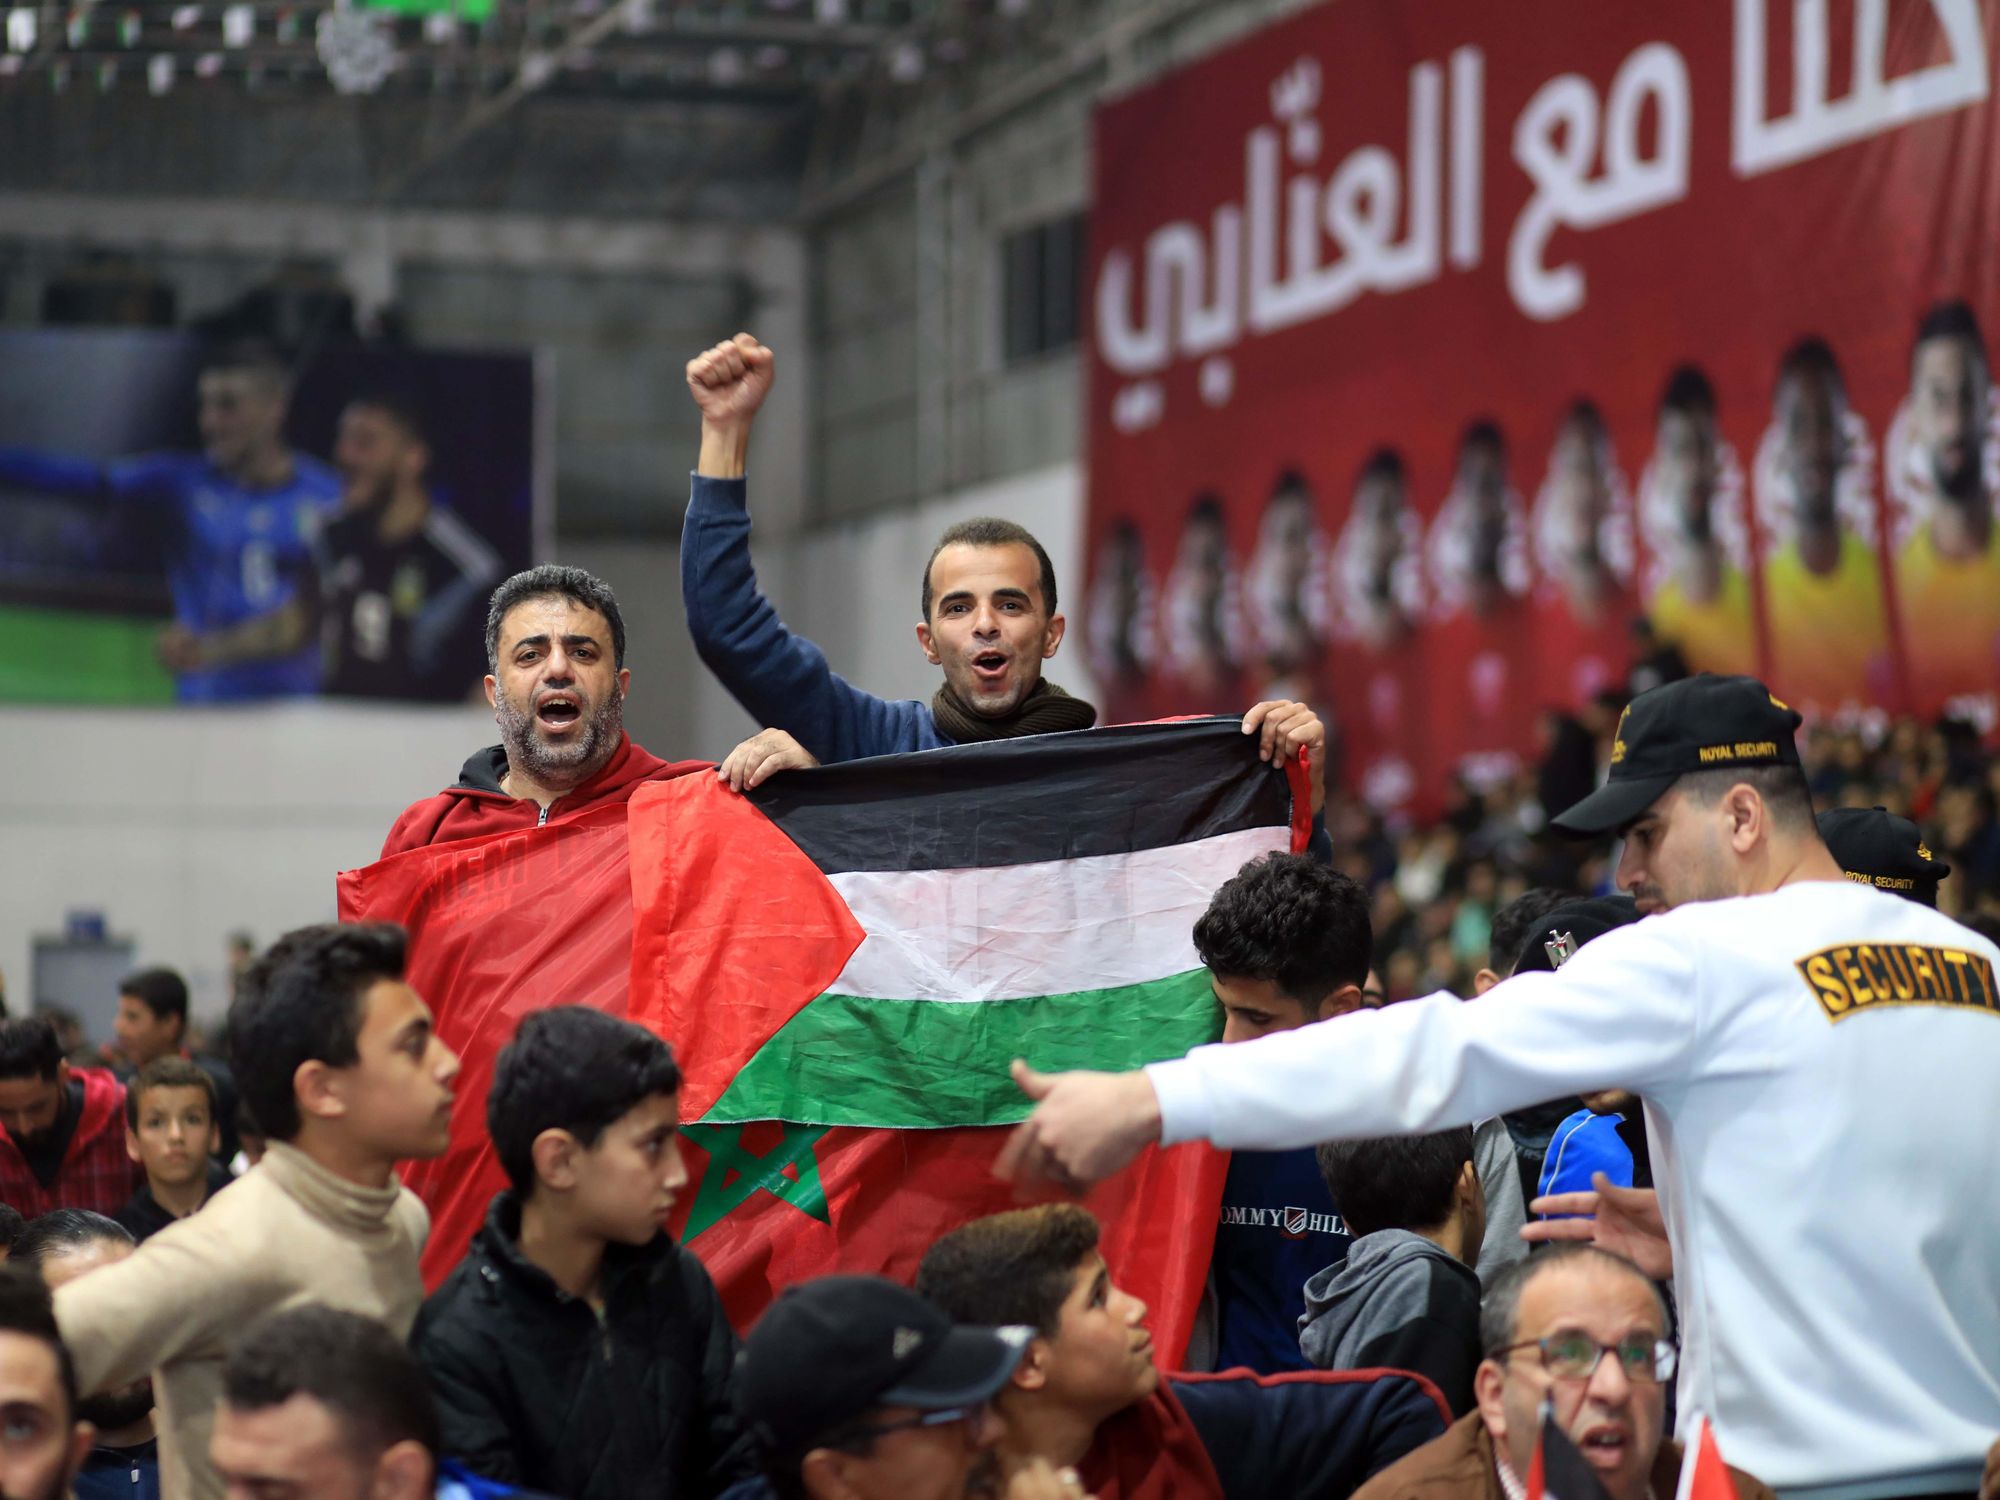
[682,1122,831,1241]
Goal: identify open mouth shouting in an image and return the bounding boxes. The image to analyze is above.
[969,650,1011,691]
[1575,1421,1633,1469]
[535,691,584,734]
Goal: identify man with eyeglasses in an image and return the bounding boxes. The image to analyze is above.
[727,1274,1059,1500]
[1354,1246,1772,1500]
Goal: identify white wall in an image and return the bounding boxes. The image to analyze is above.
[0,701,494,1025]
[0,460,1088,1040]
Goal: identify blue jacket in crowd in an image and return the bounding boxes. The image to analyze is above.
[1537,1108,1636,1205]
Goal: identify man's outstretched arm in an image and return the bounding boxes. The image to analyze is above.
[997,916,1704,1191]
[681,334,934,763]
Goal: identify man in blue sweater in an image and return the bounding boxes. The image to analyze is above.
[680,333,1326,803]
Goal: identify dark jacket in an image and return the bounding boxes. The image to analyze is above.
[1172,1368,1450,1496]
[115,1160,233,1242]
[74,1437,161,1500]
[1298,1230,1483,1417]
[1350,1411,1777,1500]
[412,1192,756,1500]
[716,1369,1448,1500]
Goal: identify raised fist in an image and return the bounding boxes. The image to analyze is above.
[686,332,775,428]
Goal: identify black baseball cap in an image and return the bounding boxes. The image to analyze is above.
[1817,807,1952,907]
[1512,895,1642,974]
[739,1275,1030,1456]
[1553,674,1804,835]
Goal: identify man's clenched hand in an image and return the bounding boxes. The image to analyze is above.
[994,1061,1164,1193]
[689,333,775,477]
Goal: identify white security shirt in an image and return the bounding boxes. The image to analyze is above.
[1147,881,2000,1500]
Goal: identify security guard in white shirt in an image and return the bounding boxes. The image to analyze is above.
[997,674,2000,1500]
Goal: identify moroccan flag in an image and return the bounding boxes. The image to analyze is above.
[336,801,643,1286]
[338,719,1303,1361]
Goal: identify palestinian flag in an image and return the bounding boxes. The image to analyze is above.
[340,719,1305,1360]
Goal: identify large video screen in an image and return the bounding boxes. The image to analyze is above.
[0,329,541,705]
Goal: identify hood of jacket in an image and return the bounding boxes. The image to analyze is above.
[379,733,710,857]
[1299,1229,1470,1366]
[449,732,673,803]
[70,1067,127,1152]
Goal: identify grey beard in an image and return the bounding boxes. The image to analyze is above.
[496,684,624,786]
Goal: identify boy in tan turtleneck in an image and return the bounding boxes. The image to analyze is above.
[51,923,460,1500]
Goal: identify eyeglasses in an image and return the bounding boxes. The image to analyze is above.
[1493,1333,1677,1384]
[831,1402,986,1447]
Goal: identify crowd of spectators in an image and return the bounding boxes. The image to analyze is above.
[0,328,1994,1500]
[1333,708,2000,1001]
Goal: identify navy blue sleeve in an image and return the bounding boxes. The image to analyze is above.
[680,474,940,764]
[1172,1370,1450,1494]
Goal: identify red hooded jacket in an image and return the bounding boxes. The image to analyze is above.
[380,734,711,856]
[0,1067,141,1218]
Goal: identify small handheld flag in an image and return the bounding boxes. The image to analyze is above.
[1525,1398,1616,1500]
[1671,1413,1736,1500]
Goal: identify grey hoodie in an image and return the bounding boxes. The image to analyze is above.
[1296,1228,1482,1417]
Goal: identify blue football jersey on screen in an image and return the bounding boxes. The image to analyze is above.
[0,447,341,700]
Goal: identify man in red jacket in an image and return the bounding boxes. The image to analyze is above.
[0,1017,140,1217]
[381,564,709,855]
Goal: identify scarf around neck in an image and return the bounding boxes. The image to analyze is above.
[930,678,1099,743]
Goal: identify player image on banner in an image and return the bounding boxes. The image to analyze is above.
[1637,365,1757,676]
[0,341,340,702]
[1085,0,2000,805]
[1424,419,1534,783]
[321,394,503,702]
[1325,447,1428,813]
[1530,400,1637,706]
[1084,516,1158,715]
[1159,493,1247,705]
[1244,469,1329,700]
[1753,336,1896,720]
[1883,300,2000,728]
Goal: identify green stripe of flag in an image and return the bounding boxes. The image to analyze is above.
[701,969,1221,1130]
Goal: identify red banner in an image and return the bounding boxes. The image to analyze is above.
[1084,0,2000,814]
